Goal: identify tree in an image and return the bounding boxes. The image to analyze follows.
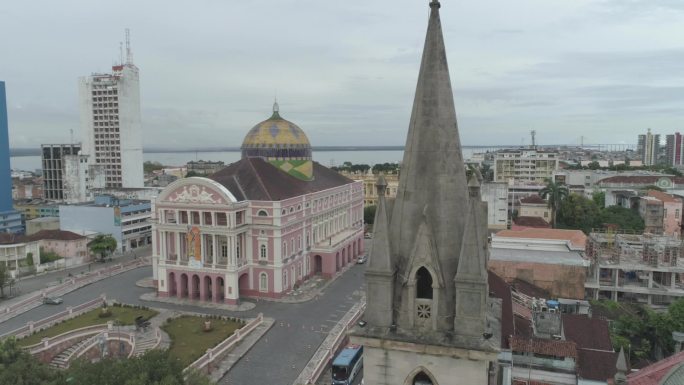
[644,185,665,192]
[364,205,377,225]
[539,180,569,228]
[0,337,63,385]
[185,171,200,177]
[587,161,601,170]
[88,235,118,262]
[557,193,600,233]
[592,190,605,208]
[598,206,645,232]
[0,263,9,298]
[143,161,164,174]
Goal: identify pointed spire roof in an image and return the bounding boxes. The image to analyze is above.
[390,0,469,294]
[614,346,628,384]
[367,174,392,274]
[456,196,488,282]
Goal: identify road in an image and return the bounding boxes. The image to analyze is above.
[0,245,369,385]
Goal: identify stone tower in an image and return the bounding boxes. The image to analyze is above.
[351,1,500,384]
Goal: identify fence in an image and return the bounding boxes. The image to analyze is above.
[0,295,105,339]
[184,313,264,374]
[23,323,108,354]
[303,300,366,385]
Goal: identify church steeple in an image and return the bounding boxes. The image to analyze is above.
[365,174,395,328]
[389,0,470,332]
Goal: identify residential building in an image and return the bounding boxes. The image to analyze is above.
[622,350,684,385]
[0,81,22,234]
[585,231,684,306]
[511,216,551,230]
[79,33,143,188]
[638,128,661,166]
[646,190,682,237]
[25,217,60,235]
[152,103,364,304]
[25,229,90,267]
[12,176,43,200]
[490,229,589,298]
[482,181,509,230]
[41,144,106,203]
[0,233,40,278]
[13,199,60,221]
[508,183,545,213]
[553,170,670,198]
[186,160,225,176]
[351,2,502,383]
[340,170,399,207]
[639,195,666,234]
[666,132,684,166]
[519,194,551,222]
[59,195,152,252]
[41,144,80,201]
[494,148,559,184]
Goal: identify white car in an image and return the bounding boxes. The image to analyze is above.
[357,255,368,264]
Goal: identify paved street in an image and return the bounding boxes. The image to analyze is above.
[0,242,369,385]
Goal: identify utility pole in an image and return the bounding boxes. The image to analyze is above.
[530,130,536,149]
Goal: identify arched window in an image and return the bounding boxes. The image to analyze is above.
[257,210,268,217]
[283,241,287,256]
[297,204,301,211]
[281,209,287,215]
[416,267,433,299]
[413,371,434,385]
[259,273,268,292]
[260,244,267,259]
[289,207,294,213]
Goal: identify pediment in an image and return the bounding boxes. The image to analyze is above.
[158,177,238,205]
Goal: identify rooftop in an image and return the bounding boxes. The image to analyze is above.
[490,247,588,266]
[496,228,587,250]
[512,216,551,228]
[510,335,577,358]
[647,189,682,203]
[627,351,684,385]
[520,195,546,204]
[576,349,617,382]
[562,314,612,351]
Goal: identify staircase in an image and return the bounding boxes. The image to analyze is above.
[49,333,101,369]
[132,328,159,357]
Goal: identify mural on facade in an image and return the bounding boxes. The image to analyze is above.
[187,226,201,263]
[169,185,220,204]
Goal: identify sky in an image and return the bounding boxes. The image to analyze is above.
[1,0,684,149]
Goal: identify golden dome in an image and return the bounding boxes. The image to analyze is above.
[241,102,312,160]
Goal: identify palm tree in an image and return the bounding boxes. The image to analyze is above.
[539,179,569,228]
[88,235,118,262]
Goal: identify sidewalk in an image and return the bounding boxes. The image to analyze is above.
[209,317,275,382]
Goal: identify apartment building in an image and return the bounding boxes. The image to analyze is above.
[494,149,559,184]
[637,128,661,166]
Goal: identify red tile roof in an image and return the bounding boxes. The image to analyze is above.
[577,349,618,382]
[488,270,513,349]
[511,278,552,299]
[514,314,534,339]
[627,351,684,385]
[210,158,353,201]
[510,335,578,358]
[562,314,613,351]
[512,216,551,228]
[521,195,547,204]
[23,230,85,242]
[0,233,24,245]
[647,189,682,203]
[598,176,684,185]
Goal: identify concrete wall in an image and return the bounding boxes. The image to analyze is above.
[362,344,491,385]
[519,204,551,221]
[481,182,508,230]
[26,217,60,235]
[488,260,586,299]
[118,66,143,188]
[60,205,120,250]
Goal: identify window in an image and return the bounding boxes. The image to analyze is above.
[282,209,287,215]
[283,241,287,256]
[291,239,295,255]
[677,209,680,219]
[416,267,433,299]
[289,207,294,213]
[412,372,433,385]
[260,244,267,259]
[260,273,268,292]
[257,210,268,217]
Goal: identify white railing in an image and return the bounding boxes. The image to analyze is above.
[184,313,264,374]
[1,296,105,340]
[23,323,108,354]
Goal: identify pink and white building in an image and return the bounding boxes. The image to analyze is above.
[152,105,365,304]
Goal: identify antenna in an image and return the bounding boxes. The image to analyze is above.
[119,42,124,65]
[70,129,74,145]
[530,130,536,149]
[125,28,133,65]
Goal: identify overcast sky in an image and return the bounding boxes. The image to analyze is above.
[1,0,683,149]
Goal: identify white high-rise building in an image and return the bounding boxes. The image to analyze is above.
[78,33,143,188]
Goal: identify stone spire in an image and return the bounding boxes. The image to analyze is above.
[389,0,470,331]
[365,174,395,328]
[614,347,628,385]
[454,173,489,336]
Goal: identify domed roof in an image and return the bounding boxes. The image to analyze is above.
[241,102,312,160]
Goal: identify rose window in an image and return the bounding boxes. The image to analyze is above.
[417,303,431,319]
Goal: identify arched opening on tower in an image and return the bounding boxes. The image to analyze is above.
[416,267,433,299]
[413,371,434,385]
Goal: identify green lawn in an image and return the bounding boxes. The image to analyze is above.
[162,315,244,367]
[19,306,158,347]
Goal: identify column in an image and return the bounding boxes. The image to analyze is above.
[212,235,218,266]
[176,273,183,298]
[199,275,206,301]
[175,232,181,261]
[648,271,654,289]
[188,275,196,300]
[672,272,676,289]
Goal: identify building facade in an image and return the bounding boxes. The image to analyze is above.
[519,194,552,222]
[152,104,365,304]
[186,160,225,176]
[340,170,399,207]
[59,195,151,252]
[42,144,80,201]
[494,149,559,184]
[79,40,143,189]
[351,2,501,384]
[481,182,509,230]
[638,128,661,166]
[0,233,40,278]
[0,81,22,234]
[666,132,684,167]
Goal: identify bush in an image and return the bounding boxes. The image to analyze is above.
[39,248,63,264]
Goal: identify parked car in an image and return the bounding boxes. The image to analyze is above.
[364,233,372,239]
[43,297,63,305]
[357,255,368,264]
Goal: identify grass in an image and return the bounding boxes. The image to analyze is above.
[18,305,158,347]
[162,315,244,367]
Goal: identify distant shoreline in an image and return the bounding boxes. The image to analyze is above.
[9,144,523,157]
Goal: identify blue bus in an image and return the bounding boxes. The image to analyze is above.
[332,344,363,385]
